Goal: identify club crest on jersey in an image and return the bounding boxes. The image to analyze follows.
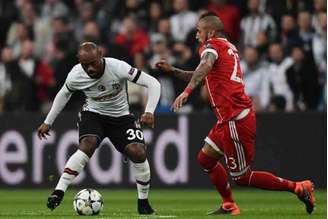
[112,83,121,90]
[98,85,106,91]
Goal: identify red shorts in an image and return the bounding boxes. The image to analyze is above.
[205,110,256,177]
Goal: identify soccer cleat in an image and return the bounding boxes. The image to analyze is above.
[207,202,240,216]
[138,199,155,215]
[294,180,315,214]
[47,190,64,210]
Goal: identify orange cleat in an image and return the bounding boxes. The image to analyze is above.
[207,202,240,216]
[294,180,315,214]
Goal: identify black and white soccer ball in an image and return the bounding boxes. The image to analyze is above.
[73,188,103,215]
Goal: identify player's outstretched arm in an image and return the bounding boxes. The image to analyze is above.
[37,85,73,140]
[134,72,161,128]
[171,52,216,112]
[155,60,193,82]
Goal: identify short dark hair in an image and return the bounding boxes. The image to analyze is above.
[78,42,98,54]
[199,11,224,33]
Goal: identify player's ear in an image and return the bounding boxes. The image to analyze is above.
[208,30,215,38]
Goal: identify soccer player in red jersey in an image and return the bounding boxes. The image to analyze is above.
[156,12,315,216]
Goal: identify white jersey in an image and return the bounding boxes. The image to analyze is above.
[65,58,141,117]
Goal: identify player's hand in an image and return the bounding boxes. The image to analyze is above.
[171,92,189,112]
[140,112,154,128]
[155,60,173,74]
[37,123,51,140]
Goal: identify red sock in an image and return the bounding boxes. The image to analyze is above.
[198,150,234,203]
[210,162,234,202]
[248,171,296,192]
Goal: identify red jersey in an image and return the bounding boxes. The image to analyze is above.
[199,37,252,123]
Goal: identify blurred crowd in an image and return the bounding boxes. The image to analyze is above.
[0,0,326,114]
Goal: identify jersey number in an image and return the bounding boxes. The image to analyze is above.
[227,157,237,170]
[126,129,144,140]
[228,48,243,84]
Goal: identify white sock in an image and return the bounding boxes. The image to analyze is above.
[132,160,151,199]
[55,149,89,192]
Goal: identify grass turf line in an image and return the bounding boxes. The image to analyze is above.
[0,189,326,219]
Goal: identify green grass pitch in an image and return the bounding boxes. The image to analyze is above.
[0,189,326,219]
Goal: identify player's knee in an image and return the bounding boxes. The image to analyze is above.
[197,150,218,172]
[79,136,99,157]
[233,171,251,186]
[125,143,146,163]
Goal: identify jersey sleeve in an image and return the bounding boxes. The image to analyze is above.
[114,59,142,83]
[200,42,219,60]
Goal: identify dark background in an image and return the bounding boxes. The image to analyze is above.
[0,112,325,188]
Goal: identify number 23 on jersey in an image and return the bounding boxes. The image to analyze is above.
[227,46,243,84]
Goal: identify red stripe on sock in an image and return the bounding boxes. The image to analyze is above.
[64,168,78,176]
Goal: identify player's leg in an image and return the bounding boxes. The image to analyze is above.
[198,144,234,203]
[47,111,104,210]
[233,169,296,192]
[109,114,154,215]
[197,124,239,216]
[233,169,315,214]
[227,112,315,214]
[226,112,296,192]
[125,143,154,215]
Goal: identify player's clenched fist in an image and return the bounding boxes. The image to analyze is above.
[140,112,154,128]
[37,123,51,140]
[155,60,173,73]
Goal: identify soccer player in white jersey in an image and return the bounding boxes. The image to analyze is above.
[37,42,161,214]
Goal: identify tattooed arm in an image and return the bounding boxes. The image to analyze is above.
[170,67,193,82]
[185,52,216,90]
[171,52,217,111]
[155,52,216,83]
[155,60,193,82]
